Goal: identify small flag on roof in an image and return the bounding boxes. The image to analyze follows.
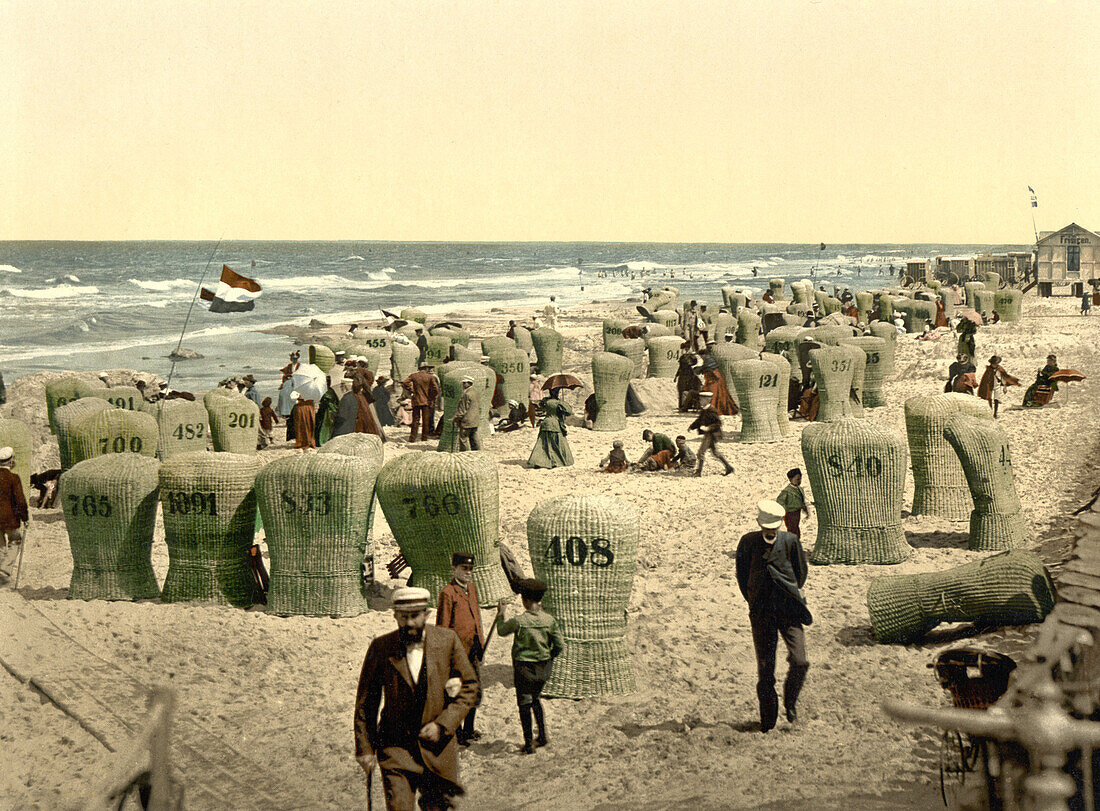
[1028,186,1038,208]
[200,265,262,312]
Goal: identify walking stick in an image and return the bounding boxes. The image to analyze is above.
[12,524,28,590]
[365,764,373,811]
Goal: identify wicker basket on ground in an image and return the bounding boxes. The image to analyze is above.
[511,325,534,356]
[155,399,210,460]
[0,418,32,495]
[591,352,633,431]
[55,398,112,471]
[308,344,336,372]
[769,278,786,300]
[602,318,628,350]
[994,289,1022,321]
[651,309,680,331]
[318,432,384,465]
[646,336,682,379]
[607,338,646,379]
[973,288,996,318]
[92,386,151,414]
[711,343,756,410]
[759,352,792,436]
[964,282,985,310]
[480,336,516,357]
[531,327,564,375]
[984,272,1001,290]
[400,307,427,324]
[808,346,855,422]
[855,291,874,324]
[866,321,897,377]
[528,494,638,699]
[735,309,762,350]
[390,340,419,382]
[836,342,866,418]
[354,330,393,369]
[70,408,159,467]
[206,393,260,454]
[45,376,106,435]
[423,335,453,368]
[729,359,782,443]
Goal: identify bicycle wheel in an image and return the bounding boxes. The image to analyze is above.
[940,729,969,806]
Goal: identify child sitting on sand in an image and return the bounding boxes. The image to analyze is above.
[598,440,628,473]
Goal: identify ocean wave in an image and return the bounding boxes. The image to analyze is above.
[128,277,197,292]
[0,264,22,273]
[339,255,366,262]
[367,268,395,281]
[3,284,100,300]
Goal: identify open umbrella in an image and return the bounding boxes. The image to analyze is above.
[289,363,327,401]
[958,310,984,326]
[542,374,583,391]
[1049,369,1086,383]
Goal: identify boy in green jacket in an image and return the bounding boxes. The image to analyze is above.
[496,578,564,754]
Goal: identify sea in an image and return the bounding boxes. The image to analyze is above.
[0,241,1029,397]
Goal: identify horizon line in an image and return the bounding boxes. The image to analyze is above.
[0,237,1038,247]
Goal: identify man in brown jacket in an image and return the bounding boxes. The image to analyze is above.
[355,587,479,811]
[401,363,440,443]
[436,553,485,746]
[451,377,480,452]
[0,447,28,583]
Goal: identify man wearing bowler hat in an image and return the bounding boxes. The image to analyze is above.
[355,587,479,810]
[735,500,812,732]
[436,553,485,746]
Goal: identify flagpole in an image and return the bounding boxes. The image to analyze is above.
[166,239,222,390]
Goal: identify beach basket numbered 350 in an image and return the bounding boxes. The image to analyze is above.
[543,535,615,568]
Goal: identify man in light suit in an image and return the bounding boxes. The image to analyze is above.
[355,587,479,811]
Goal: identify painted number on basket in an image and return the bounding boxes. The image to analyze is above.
[228,412,255,429]
[171,423,206,440]
[758,373,779,388]
[164,490,218,516]
[546,535,614,568]
[830,359,852,372]
[665,349,677,360]
[68,494,112,518]
[281,491,332,515]
[867,352,880,364]
[826,454,882,477]
[108,396,135,410]
[99,436,143,454]
[499,362,526,375]
[403,493,461,518]
[364,337,387,348]
[999,444,1012,470]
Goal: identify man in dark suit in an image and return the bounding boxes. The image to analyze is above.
[735,499,812,733]
[355,587,479,811]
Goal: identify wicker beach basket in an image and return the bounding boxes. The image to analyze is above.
[61,453,161,601]
[70,408,159,467]
[729,359,782,443]
[839,336,888,408]
[867,322,897,377]
[760,352,792,436]
[318,432,385,465]
[423,335,453,368]
[867,550,1055,643]
[375,451,510,604]
[390,340,420,382]
[0,418,32,496]
[45,376,106,435]
[159,451,263,606]
[431,326,470,347]
[854,291,874,324]
[808,346,855,422]
[878,293,896,322]
[511,325,534,356]
[904,300,938,333]
[354,330,393,369]
[255,453,380,616]
[202,387,236,411]
[722,288,748,314]
[451,344,482,362]
[905,393,992,521]
[645,336,682,379]
[488,347,532,406]
[837,342,866,418]
[964,282,985,310]
[527,494,638,699]
[711,343,756,409]
[155,399,210,460]
[944,413,1028,551]
[308,344,336,372]
[768,278,786,300]
[939,289,956,321]
[530,327,564,375]
[735,309,762,350]
[55,398,112,471]
[602,318,628,350]
[994,289,1022,322]
[400,307,427,324]
[973,288,995,318]
[804,418,910,565]
[651,309,680,331]
[711,312,736,343]
[810,324,856,346]
[206,393,260,454]
[764,325,805,357]
[591,352,633,431]
[791,281,813,305]
[480,336,516,357]
[984,272,1001,290]
[91,386,151,414]
[607,338,646,379]
[822,296,842,315]
[436,364,494,453]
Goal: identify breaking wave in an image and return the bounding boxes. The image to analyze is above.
[128,278,196,292]
[3,284,100,299]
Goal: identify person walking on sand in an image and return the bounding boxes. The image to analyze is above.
[402,363,441,444]
[289,392,317,450]
[527,387,573,469]
[436,553,485,747]
[775,468,810,538]
[495,578,564,754]
[0,447,29,583]
[977,355,1019,418]
[452,377,481,452]
[687,392,733,477]
[258,397,279,449]
[540,297,559,330]
[1083,291,1092,316]
[354,587,479,811]
[736,500,812,733]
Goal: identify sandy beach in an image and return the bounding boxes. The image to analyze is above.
[2,293,1097,810]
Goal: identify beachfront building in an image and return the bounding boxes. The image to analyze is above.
[974,253,1032,286]
[1035,223,1100,297]
[932,256,975,284]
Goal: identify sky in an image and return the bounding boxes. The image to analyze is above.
[2,1,1099,243]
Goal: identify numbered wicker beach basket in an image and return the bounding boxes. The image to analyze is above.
[55,398,112,472]
[729,358,782,443]
[646,335,682,379]
[69,408,158,468]
[809,346,856,422]
[839,336,888,408]
[155,399,210,460]
[436,364,494,453]
[602,318,628,350]
[759,352,792,436]
[591,352,633,431]
[45,376,106,434]
[530,327,563,375]
[487,347,531,406]
[206,393,260,454]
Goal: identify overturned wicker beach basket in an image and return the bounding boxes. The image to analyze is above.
[905,393,992,521]
[400,307,427,324]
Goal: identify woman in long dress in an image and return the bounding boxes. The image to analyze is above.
[701,358,738,416]
[527,388,574,469]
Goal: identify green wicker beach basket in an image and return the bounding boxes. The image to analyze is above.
[905,393,992,521]
[973,288,995,317]
[855,292,874,324]
[436,364,495,453]
[602,318,628,350]
[651,309,680,331]
[159,451,263,606]
[837,342,866,417]
[451,344,482,362]
[905,300,938,333]
[984,272,1001,290]
[764,326,805,357]
[0,419,32,496]
[591,352,633,431]
[155,399,210,460]
[607,338,646,379]
[804,418,910,565]
[866,321,897,377]
[939,289,956,321]
[55,398,112,471]
[487,347,531,406]
[964,282,985,310]
[400,307,427,324]
[808,346,855,422]
[729,359,782,443]
[91,386,150,414]
[735,309,762,350]
[839,336,888,408]
[60,453,161,601]
[355,330,393,368]
[206,393,260,454]
[768,278,786,300]
[375,451,510,604]
[480,336,516,357]
[202,387,235,411]
[944,413,1028,551]
[643,324,675,338]
[430,326,470,347]
[318,432,385,465]
[645,335,682,379]
[256,453,381,616]
[712,312,736,343]
[530,327,563,375]
[391,340,420,382]
[711,343,757,409]
[810,324,856,346]
[722,288,747,314]
[309,344,336,372]
[878,293,896,322]
[45,376,106,435]
[423,336,453,367]
[70,408,158,467]
[528,494,638,699]
[511,325,534,356]
[760,352,792,436]
[822,296,843,315]
[994,289,1022,322]
[867,550,1055,643]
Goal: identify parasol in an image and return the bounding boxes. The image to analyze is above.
[542,374,583,392]
[289,363,327,401]
[636,305,653,319]
[958,310,984,326]
[1049,369,1086,383]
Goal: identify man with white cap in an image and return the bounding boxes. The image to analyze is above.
[735,499,812,732]
[0,447,28,583]
[451,377,480,452]
[355,586,479,810]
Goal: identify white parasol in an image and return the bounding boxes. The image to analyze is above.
[289,363,327,402]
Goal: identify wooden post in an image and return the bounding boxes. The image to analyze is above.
[147,686,175,811]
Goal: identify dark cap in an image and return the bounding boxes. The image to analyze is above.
[451,552,474,566]
[517,577,547,601]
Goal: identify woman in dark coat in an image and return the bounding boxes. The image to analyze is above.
[372,376,395,428]
[527,388,574,469]
[675,353,701,412]
[314,379,340,446]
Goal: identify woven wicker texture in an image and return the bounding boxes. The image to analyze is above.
[45,377,106,435]
[591,352,634,431]
[354,330,393,368]
[256,453,380,616]
[768,278,786,300]
[424,335,453,367]
[376,451,510,604]
[905,393,993,521]
[993,289,1022,322]
[764,326,805,357]
[643,324,675,338]
[202,387,236,411]
[722,288,749,315]
[866,322,897,377]
[308,344,336,372]
[451,344,482,362]
[877,294,896,322]
[607,338,646,379]
[964,282,985,310]
[511,325,534,355]
[720,286,737,310]
[0,418,32,498]
[984,272,1001,290]
[711,312,736,343]
[652,309,680,331]
[735,309,762,350]
[938,289,956,321]
[91,387,151,414]
[436,364,495,452]
[943,413,1028,551]
[711,343,757,409]
[480,336,516,357]
[487,347,531,405]
[159,451,263,606]
[837,343,866,417]
[838,336,888,408]
[866,550,1055,643]
[530,327,564,374]
[645,336,682,379]
[973,288,995,317]
[759,352,792,436]
[791,282,813,305]
[55,398,112,471]
[803,418,910,565]
[70,408,159,469]
[318,432,385,465]
[390,340,420,382]
[155,399,210,460]
[602,318,629,350]
[822,296,843,315]
[61,453,161,601]
[808,347,856,422]
[206,393,260,455]
[527,494,639,699]
[808,325,855,346]
[400,307,427,324]
[904,300,938,333]
[646,291,672,311]
[433,326,470,347]
[726,358,781,442]
[854,291,873,324]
